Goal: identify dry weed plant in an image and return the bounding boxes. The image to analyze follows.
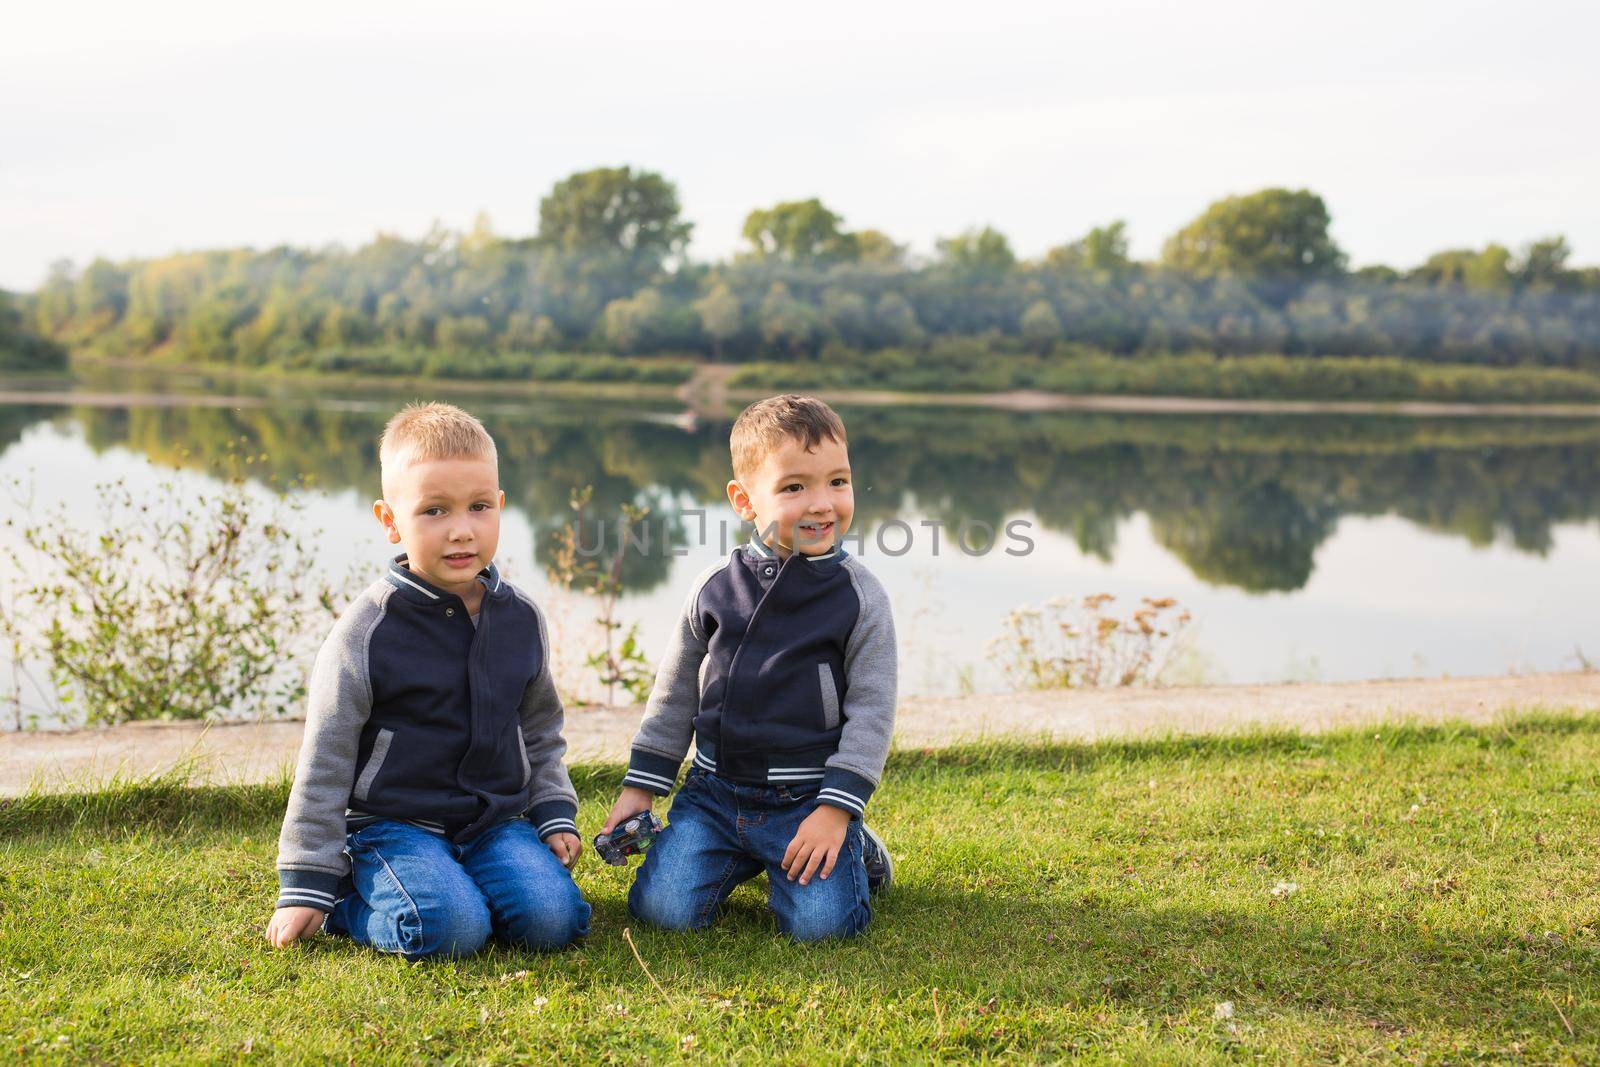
[987,593,1192,690]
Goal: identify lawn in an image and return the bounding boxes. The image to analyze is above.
[2,713,1596,1063]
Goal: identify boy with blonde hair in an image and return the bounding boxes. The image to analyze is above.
[266,401,589,958]
[602,394,897,941]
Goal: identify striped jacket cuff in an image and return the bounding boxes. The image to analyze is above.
[817,767,876,817]
[528,800,579,841]
[622,747,682,797]
[276,868,341,913]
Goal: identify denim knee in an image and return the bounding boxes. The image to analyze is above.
[627,876,710,932]
[781,907,868,943]
[772,871,871,943]
[501,881,591,951]
[406,898,493,959]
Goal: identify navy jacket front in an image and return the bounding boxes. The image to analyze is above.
[624,541,898,818]
[274,555,577,913]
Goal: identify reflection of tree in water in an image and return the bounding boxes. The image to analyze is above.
[72,399,705,593]
[48,399,1600,594]
[0,404,66,458]
[1150,484,1338,592]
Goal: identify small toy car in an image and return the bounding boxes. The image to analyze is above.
[593,811,664,865]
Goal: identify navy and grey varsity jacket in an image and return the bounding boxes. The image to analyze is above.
[275,555,578,912]
[622,540,898,817]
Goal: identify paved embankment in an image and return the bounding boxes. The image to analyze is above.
[4,672,1597,796]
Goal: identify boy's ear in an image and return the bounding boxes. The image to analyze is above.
[726,479,754,521]
[497,489,506,510]
[372,500,402,544]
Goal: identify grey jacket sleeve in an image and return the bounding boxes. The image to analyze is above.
[274,582,388,911]
[515,591,580,840]
[621,558,728,795]
[818,558,899,817]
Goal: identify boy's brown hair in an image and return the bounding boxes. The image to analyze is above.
[379,402,498,496]
[729,394,848,481]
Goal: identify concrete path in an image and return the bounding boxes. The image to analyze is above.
[4,672,1597,796]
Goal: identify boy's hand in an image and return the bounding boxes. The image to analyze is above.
[265,905,327,948]
[546,832,582,868]
[602,787,656,834]
[782,805,851,886]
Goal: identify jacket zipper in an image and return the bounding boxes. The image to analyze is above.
[457,592,496,833]
[717,548,795,763]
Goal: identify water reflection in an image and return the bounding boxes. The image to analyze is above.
[35,394,1600,595]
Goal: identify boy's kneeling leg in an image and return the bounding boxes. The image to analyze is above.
[765,823,872,943]
[331,821,493,958]
[628,785,760,932]
[463,819,592,951]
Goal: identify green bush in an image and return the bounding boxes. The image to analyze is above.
[305,347,695,385]
[0,464,357,728]
[726,350,1600,403]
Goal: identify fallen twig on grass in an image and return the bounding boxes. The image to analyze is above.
[1545,989,1575,1037]
[622,927,667,998]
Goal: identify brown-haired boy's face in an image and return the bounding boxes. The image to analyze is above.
[373,456,504,598]
[727,434,853,558]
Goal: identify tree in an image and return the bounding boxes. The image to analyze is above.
[758,283,820,357]
[741,199,856,263]
[535,166,692,276]
[1162,189,1346,280]
[692,282,741,361]
[1020,299,1063,351]
[1352,264,1401,284]
[936,226,1016,277]
[821,289,871,347]
[435,314,492,351]
[873,292,923,346]
[73,258,129,331]
[853,229,907,267]
[1046,220,1130,274]
[1411,245,1512,290]
[460,211,498,253]
[499,311,562,352]
[0,290,67,372]
[1517,236,1572,288]
[602,288,667,354]
[33,260,77,335]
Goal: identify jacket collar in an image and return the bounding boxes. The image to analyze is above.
[740,537,845,573]
[384,553,506,606]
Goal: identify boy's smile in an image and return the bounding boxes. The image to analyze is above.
[728,435,854,558]
[374,456,505,607]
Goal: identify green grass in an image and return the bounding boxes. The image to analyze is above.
[3,714,1597,1063]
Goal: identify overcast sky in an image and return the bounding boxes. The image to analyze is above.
[3,0,1596,291]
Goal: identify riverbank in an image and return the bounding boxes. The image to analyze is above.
[69,355,689,404]
[35,356,1600,420]
[6,671,1596,796]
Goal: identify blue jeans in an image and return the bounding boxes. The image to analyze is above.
[628,769,872,942]
[326,818,591,958]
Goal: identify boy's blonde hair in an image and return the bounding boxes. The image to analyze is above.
[379,402,498,496]
[730,394,848,481]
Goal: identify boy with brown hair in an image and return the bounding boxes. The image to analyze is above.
[602,394,897,941]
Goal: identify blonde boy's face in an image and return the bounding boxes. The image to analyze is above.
[374,456,504,597]
[728,435,854,558]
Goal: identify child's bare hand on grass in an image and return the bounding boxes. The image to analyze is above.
[602,786,656,834]
[265,905,327,948]
[782,805,851,885]
[546,831,582,868]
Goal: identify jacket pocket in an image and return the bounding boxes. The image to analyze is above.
[353,727,395,803]
[515,726,532,789]
[818,663,841,731]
